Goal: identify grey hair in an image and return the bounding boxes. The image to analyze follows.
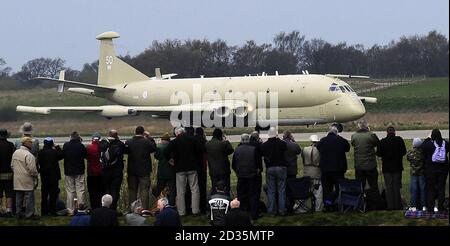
[175,127,185,136]
[357,121,369,130]
[250,131,259,139]
[241,133,250,143]
[159,197,169,207]
[101,194,113,208]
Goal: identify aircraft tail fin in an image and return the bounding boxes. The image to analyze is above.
[96,31,149,86]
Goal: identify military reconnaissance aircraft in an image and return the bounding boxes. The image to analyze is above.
[17,31,376,130]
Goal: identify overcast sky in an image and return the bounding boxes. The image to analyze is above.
[1,0,448,72]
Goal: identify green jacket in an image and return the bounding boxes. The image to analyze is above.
[351,129,380,170]
[155,143,175,180]
[205,138,234,177]
[406,148,424,176]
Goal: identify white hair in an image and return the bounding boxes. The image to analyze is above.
[241,133,250,143]
[101,194,113,208]
[358,121,369,130]
[175,127,185,136]
[159,197,169,207]
[329,126,338,135]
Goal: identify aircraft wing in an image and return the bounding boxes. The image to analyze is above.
[33,75,116,93]
[16,100,251,117]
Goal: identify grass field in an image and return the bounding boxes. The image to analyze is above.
[363,77,449,113]
[0,139,448,226]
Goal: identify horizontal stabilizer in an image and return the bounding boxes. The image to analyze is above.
[32,77,116,93]
[325,74,370,79]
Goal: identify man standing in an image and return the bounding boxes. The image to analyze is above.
[301,135,323,212]
[164,127,202,216]
[282,130,301,212]
[11,137,39,219]
[261,127,288,216]
[86,133,103,209]
[351,121,380,193]
[125,126,156,210]
[15,122,39,156]
[0,129,16,217]
[376,126,406,210]
[63,131,87,214]
[154,132,176,206]
[232,133,261,219]
[37,137,63,216]
[205,128,234,195]
[317,125,350,211]
[100,129,126,210]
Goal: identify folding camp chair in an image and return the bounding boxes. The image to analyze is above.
[287,176,315,213]
[337,179,365,213]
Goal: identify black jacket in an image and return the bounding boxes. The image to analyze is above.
[261,137,287,168]
[376,135,406,173]
[100,138,126,171]
[37,145,63,180]
[63,139,87,176]
[154,206,182,226]
[208,191,231,226]
[205,138,234,177]
[90,207,118,226]
[317,133,350,173]
[0,139,15,174]
[232,143,261,178]
[421,138,449,173]
[125,136,156,176]
[224,208,252,226]
[165,134,203,173]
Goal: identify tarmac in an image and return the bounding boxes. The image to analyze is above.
[11,129,449,145]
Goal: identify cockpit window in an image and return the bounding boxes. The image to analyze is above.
[339,86,346,93]
[345,85,354,92]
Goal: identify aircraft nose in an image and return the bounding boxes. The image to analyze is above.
[352,101,366,119]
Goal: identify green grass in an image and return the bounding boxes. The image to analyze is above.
[363,77,449,113]
[1,139,448,226]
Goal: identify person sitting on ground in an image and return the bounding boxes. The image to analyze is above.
[90,194,118,226]
[154,197,182,226]
[407,138,427,212]
[208,181,231,226]
[126,199,149,226]
[69,203,91,226]
[224,198,252,226]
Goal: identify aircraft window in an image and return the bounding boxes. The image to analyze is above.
[339,86,345,93]
[346,86,355,92]
[344,86,351,92]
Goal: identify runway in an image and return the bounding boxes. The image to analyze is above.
[11,129,449,145]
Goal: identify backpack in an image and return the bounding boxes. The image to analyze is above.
[432,141,446,163]
[100,139,119,168]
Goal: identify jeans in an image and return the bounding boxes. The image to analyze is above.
[266,166,287,215]
[410,175,426,208]
[65,174,85,211]
[16,190,35,218]
[128,175,151,210]
[176,171,200,216]
[383,172,402,210]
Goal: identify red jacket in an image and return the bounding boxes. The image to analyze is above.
[87,141,102,176]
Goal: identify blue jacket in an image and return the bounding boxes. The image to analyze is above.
[69,212,91,226]
[154,206,182,226]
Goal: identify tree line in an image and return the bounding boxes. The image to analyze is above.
[0,30,448,88]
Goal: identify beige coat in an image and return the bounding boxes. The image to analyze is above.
[301,145,321,179]
[11,146,38,191]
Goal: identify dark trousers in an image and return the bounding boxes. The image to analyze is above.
[102,168,123,210]
[425,170,448,212]
[128,175,151,210]
[156,178,176,206]
[197,169,208,214]
[355,168,379,192]
[210,174,231,196]
[87,175,103,209]
[286,174,297,212]
[40,176,59,215]
[383,172,402,210]
[321,171,345,206]
[237,177,259,218]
